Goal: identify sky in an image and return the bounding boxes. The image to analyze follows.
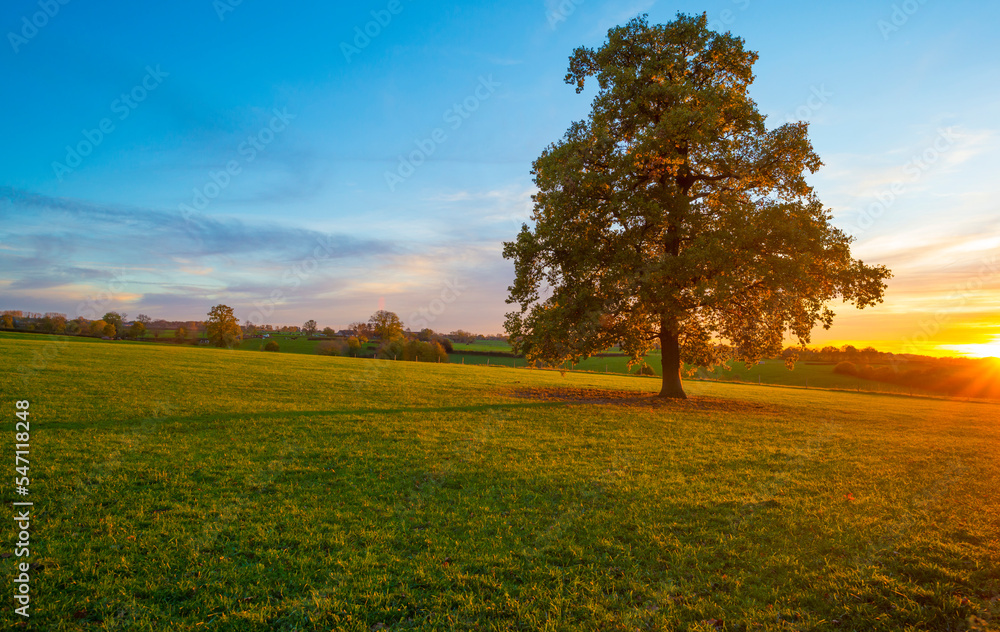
[1,0,998,357]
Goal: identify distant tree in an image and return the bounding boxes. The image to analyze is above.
[103,322,116,338]
[244,319,258,336]
[418,328,435,342]
[348,321,373,339]
[368,310,404,341]
[40,313,66,333]
[503,13,890,398]
[403,340,449,362]
[175,326,188,342]
[317,340,348,356]
[89,320,108,336]
[127,322,146,339]
[834,361,858,376]
[376,338,405,360]
[102,312,126,335]
[135,314,152,326]
[321,326,336,337]
[66,318,82,334]
[1,314,14,329]
[264,340,280,352]
[50,314,67,334]
[347,336,362,356]
[449,329,475,344]
[303,319,318,335]
[820,346,839,362]
[206,304,243,348]
[860,346,879,364]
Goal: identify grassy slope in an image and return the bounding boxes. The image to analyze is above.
[88,333,922,394]
[2,333,998,631]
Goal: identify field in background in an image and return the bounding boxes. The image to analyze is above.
[5,332,970,400]
[2,332,998,630]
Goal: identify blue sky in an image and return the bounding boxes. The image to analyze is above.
[2,0,999,354]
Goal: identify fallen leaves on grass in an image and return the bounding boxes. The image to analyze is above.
[507,386,785,413]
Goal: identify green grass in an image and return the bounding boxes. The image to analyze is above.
[238,335,324,354]
[2,331,998,631]
[450,341,515,353]
[138,335,917,396]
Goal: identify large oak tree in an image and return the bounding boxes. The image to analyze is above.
[206,304,242,348]
[504,13,891,398]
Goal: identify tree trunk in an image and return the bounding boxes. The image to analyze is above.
[658,325,686,399]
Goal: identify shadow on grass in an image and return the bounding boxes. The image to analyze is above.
[53,401,570,430]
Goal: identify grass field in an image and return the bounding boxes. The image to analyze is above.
[450,341,516,353]
[118,334,937,396]
[2,332,998,630]
[238,335,326,354]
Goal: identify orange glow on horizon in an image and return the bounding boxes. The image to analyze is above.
[941,334,1000,359]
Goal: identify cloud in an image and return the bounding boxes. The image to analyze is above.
[0,187,395,262]
[0,186,519,331]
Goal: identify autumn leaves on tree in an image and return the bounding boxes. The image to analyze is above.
[504,13,891,398]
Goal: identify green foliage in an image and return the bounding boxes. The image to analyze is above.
[834,361,858,376]
[127,322,146,339]
[263,340,280,352]
[40,314,67,334]
[403,340,449,362]
[504,13,890,398]
[316,340,347,357]
[0,314,12,329]
[347,336,362,356]
[376,338,405,360]
[368,309,404,341]
[637,362,656,376]
[102,311,125,335]
[206,304,243,348]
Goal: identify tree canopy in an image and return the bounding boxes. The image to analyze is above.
[206,304,242,348]
[102,311,125,336]
[503,13,891,398]
[368,310,404,341]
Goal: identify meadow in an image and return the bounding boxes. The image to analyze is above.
[1,332,998,631]
[225,335,912,395]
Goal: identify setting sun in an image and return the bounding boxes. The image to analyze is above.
[943,334,1000,359]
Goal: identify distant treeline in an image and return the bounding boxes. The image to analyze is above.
[833,359,1000,399]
